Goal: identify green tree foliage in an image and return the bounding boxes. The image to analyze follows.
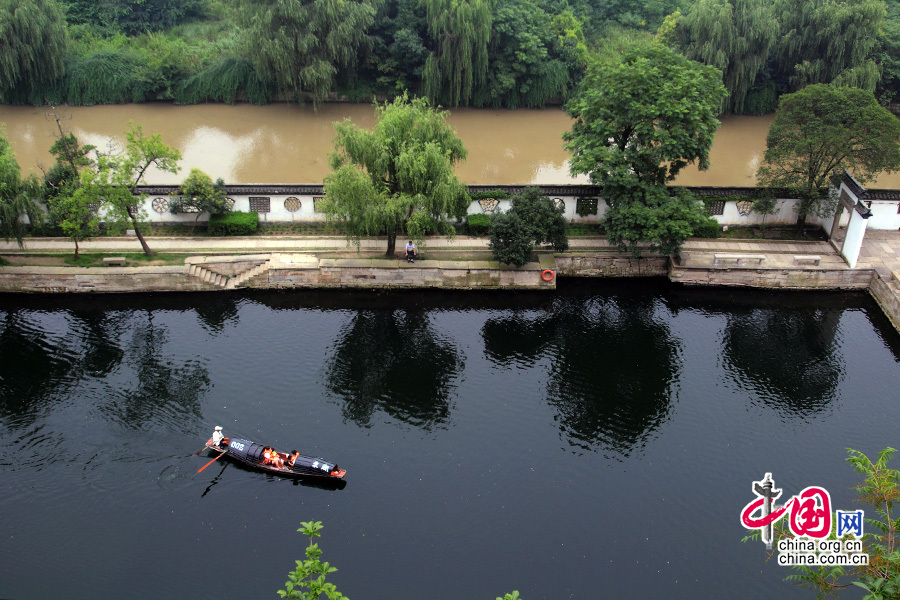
[474,0,571,108]
[673,0,778,114]
[421,0,492,107]
[42,118,99,254]
[0,130,43,246]
[365,0,429,93]
[322,94,468,255]
[488,187,568,266]
[65,50,151,104]
[58,0,210,34]
[170,168,229,232]
[241,0,376,104]
[77,123,181,256]
[277,521,347,600]
[0,0,68,104]
[603,186,717,255]
[56,170,102,259]
[565,42,726,192]
[564,43,725,255]
[875,0,900,104]
[174,56,273,105]
[774,0,885,92]
[556,0,684,35]
[757,84,900,230]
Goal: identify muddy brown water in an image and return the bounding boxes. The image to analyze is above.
[3,103,899,188]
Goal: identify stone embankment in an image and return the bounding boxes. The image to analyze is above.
[1,233,899,332]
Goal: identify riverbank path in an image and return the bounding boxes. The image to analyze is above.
[1,232,899,279]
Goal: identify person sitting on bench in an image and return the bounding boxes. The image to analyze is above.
[405,240,417,263]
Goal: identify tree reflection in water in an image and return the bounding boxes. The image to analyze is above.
[482,294,680,456]
[0,300,210,435]
[325,309,464,430]
[0,307,125,428]
[98,311,209,432]
[194,295,241,335]
[721,308,843,415]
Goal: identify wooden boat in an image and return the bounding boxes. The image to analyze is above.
[204,437,346,481]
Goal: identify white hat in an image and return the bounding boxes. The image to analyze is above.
[215,426,223,431]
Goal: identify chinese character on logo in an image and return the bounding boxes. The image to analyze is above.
[836,510,865,538]
[786,486,831,538]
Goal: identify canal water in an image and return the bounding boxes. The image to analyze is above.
[3,103,900,188]
[1,280,898,599]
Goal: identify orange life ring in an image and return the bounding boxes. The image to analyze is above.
[541,269,555,282]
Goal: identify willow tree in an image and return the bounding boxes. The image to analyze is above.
[0,131,42,247]
[241,0,375,104]
[673,0,777,114]
[0,0,67,104]
[757,84,900,231]
[422,0,492,107]
[774,0,885,91]
[322,94,468,256]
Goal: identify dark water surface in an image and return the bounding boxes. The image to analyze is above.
[1,280,898,600]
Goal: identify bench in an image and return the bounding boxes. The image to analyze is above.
[793,255,821,266]
[103,257,127,267]
[713,253,766,266]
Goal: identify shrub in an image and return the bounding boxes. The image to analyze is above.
[692,217,721,239]
[207,211,258,236]
[466,213,491,236]
[488,187,569,266]
[469,189,511,201]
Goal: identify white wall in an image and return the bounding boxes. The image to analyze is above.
[114,188,900,230]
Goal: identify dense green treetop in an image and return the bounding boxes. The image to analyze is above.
[474,0,573,109]
[757,84,900,227]
[564,42,724,256]
[564,42,726,192]
[322,94,468,255]
[758,84,900,193]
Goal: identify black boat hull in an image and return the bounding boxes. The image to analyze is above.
[205,437,346,482]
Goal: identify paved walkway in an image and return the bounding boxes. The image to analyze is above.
[857,230,900,279]
[2,230,899,277]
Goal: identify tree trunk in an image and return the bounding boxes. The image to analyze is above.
[131,215,154,257]
[795,212,808,236]
[386,233,396,257]
[73,238,80,261]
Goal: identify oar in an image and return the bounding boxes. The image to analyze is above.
[197,452,226,473]
[194,444,212,456]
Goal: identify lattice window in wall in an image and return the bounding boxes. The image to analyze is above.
[249,196,270,213]
[575,197,598,215]
[706,200,725,216]
[313,197,325,213]
[225,197,235,211]
[736,200,754,217]
[87,202,100,214]
[477,198,499,213]
[152,197,169,214]
[284,197,301,213]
